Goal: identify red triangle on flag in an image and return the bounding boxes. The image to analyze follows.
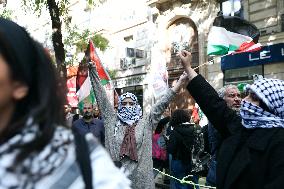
[89,40,110,85]
[76,62,88,92]
[235,41,262,53]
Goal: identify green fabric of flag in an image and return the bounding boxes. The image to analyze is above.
[76,62,96,111]
[207,16,260,56]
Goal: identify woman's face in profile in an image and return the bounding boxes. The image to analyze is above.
[0,54,28,112]
[0,54,14,109]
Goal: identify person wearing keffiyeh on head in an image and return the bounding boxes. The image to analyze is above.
[0,18,131,189]
[89,62,188,188]
[117,92,142,126]
[241,78,284,129]
[179,50,284,189]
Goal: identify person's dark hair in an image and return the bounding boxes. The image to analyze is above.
[155,116,170,134]
[259,100,271,113]
[0,18,65,163]
[170,109,191,127]
[72,114,80,123]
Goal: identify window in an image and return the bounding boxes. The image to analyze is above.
[135,49,145,58]
[126,48,135,57]
[222,0,243,18]
[281,14,284,32]
[224,65,263,85]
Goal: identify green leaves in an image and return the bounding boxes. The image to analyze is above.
[64,27,109,66]
[92,34,109,51]
[0,9,13,20]
[106,69,117,80]
[65,27,109,53]
[22,0,109,67]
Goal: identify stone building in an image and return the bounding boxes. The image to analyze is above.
[99,0,221,112]
[4,0,283,112]
[101,0,284,113]
[221,0,284,84]
[146,0,219,111]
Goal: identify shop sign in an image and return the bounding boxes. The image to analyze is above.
[113,75,145,88]
[221,43,284,70]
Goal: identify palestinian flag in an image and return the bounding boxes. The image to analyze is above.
[207,16,260,56]
[76,62,96,110]
[88,40,110,85]
[234,40,262,54]
[76,40,111,110]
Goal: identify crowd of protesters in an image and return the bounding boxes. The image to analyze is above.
[0,17,284,189]
[88,63,188,189]
[180,50,284,189]
[0,18,131,189]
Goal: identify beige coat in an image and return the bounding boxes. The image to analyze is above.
[90,71,176,189]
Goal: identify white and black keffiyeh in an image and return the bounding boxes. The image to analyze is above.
[117,92,142,126]
[240,78,284,129]
[0,118,72,189]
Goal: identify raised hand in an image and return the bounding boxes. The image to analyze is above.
[171,72,189,93]
[179,50,197,81]
[179,50,192,72]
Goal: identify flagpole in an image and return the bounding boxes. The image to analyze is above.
[193,60,214,71]
[192,52,231,70]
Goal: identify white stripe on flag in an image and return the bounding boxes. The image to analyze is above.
[208,26,252,50]
[242,43,262,52]
[76,74,92,102]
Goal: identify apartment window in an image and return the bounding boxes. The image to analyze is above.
[281,14,284,32]
[222,0,243,18]
[224,65,263,85]
[126,47,135,57]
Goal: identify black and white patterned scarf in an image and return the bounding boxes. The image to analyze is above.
[240,78,284,129]
[117,92,142,126]
[0,118,72,189]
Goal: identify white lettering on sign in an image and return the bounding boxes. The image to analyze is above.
[249,50,271,61]
[281,48,284,56]
[113,75,145,88]
[249,54,259,61]
[260,51,271,59]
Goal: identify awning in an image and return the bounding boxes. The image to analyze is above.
[221,43,284,70]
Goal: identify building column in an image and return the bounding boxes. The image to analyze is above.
[198,32,208,79]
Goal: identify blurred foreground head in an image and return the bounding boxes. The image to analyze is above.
[241,77,284,129]
[0,18,64,153]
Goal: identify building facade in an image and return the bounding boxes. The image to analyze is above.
[146,0,219,111]
[101,0,284,113]
[95,0,220,112]
[216,0,284,89]
[7,0,283,113]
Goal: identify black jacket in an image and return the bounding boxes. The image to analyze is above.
[168,123,195,163]
[187,75,284,189]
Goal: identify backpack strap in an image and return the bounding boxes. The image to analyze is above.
[72,128,94,189]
